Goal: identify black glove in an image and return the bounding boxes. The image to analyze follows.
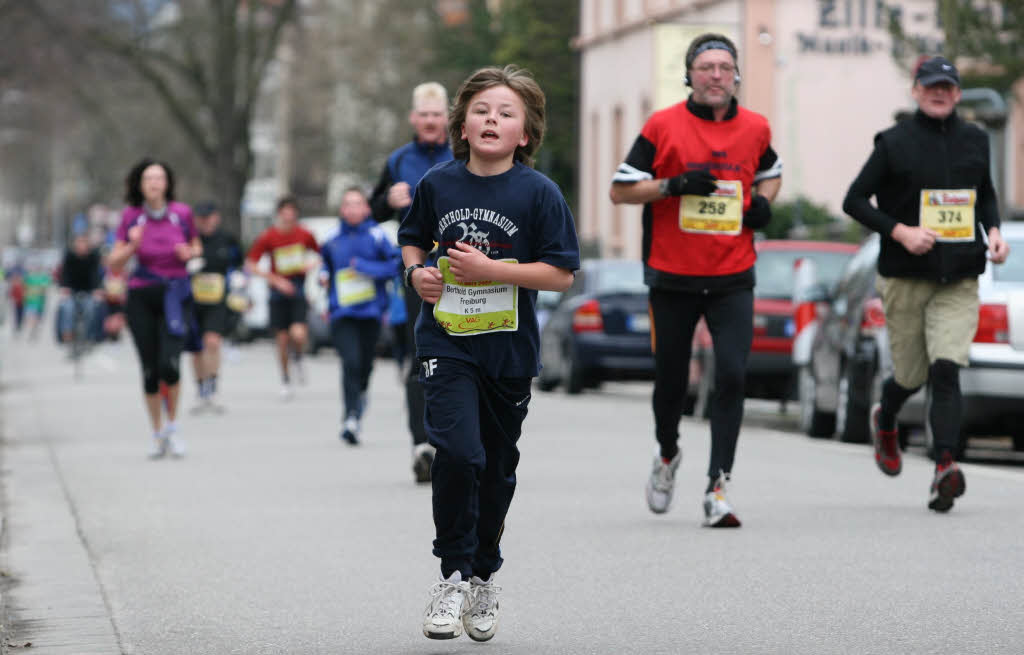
[663,170,718,197]
[743,194,772,229]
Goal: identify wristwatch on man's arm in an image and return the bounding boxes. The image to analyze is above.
[404,263,425,289]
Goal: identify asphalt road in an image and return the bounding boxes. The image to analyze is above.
[2,335,1023,654]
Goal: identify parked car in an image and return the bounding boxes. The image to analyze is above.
[689,240,858,415]
[797,225,1024,453]
[538,259,652,394]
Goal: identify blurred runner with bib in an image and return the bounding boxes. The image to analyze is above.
[320,187,400,445]
[245,196,320,400]
[189,203,242,413]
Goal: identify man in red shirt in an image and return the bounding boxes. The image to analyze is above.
[610,33,782,527]
[246,195,321,399]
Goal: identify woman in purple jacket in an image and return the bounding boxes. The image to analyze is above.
[108,158,202,459]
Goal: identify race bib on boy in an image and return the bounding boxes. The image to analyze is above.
[433,256,518,336]
[335,268,375,307]
[919,189,976,242]
[680,180,743,236]
[272,243,306,275]
[191,273,226,304]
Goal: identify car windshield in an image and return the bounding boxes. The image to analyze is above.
[991,238,1024,283]
[590,260,646,294]
[755,249,854,299]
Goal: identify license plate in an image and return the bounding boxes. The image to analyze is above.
[628,313,650,333]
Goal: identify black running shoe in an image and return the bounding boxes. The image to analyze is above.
[928,453,965,512]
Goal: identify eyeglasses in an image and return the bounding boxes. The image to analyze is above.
[692,63,736,76]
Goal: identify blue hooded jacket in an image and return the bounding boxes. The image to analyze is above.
[321,218,401,322]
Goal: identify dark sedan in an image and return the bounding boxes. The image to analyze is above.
[538,259,651,394]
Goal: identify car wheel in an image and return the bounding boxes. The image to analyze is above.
[563,345,585,395]
[922,387,967,459]
[798,365,835,438]
[836,356,873,443]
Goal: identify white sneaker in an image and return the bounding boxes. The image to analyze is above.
[646,451,681,514]
[422,572,470,640]
[280,384,294,401]
[463,574,501,642]
[340,416,360,445]
[147,434,169,459]
[206,395,226,414]
[162,424,186,459]
[703,473,741,528]
[190,397,211,415]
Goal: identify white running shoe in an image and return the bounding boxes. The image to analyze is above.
[463,574,501,642]
[646,451,681,514]
[162,424,186,459]
[422,572,470,640]
[703,473,741,528]
[147,434,169,459]
[280,384,294,401]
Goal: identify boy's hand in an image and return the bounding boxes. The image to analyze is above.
[447,241,494,284]
[412,266,443,303]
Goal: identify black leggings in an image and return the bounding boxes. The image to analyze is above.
[649,286,753,478]
[126,284,187,394]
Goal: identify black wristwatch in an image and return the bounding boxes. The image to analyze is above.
[404,263,425,289]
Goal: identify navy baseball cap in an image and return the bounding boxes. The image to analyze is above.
[915,56,960,87]
[194,202,218,217]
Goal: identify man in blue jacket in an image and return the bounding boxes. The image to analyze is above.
[370,81,453,479]
[322,187,402,445]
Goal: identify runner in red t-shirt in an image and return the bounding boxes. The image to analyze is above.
[610,33,783,528]
[245,195,320,399]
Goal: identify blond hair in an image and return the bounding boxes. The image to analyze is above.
[412,82,448,110]
[448,65,546,167]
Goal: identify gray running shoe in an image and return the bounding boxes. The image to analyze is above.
[703,473,741,528]
[646,451,682,514]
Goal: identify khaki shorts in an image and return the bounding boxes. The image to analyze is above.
[876,275,979,389]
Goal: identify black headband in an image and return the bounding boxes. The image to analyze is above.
[690,40,736,65]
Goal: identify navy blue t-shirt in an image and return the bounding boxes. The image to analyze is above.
[398,160,580,378]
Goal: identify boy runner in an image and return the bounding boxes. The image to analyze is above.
[399,65,580,642]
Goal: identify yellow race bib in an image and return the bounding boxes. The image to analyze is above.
[919,189,975,242]
[335,268,376,307]
[679,180,743,235]
[272,243,306,275]
[191,273,226,304]
[433,257,518,336]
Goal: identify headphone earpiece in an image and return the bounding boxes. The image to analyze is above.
[735,72,742,84]
[683,73,691,87]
